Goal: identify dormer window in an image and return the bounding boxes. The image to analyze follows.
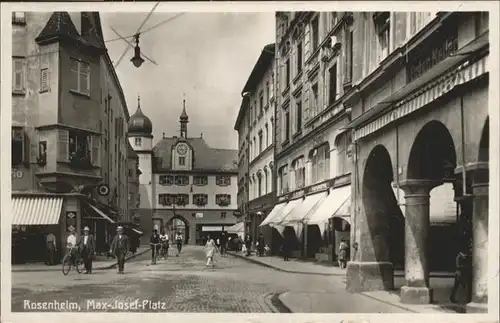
[135,137,142,146]
[216,175,231,186]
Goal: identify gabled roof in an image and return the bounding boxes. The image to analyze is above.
[153,137,238,172]
[241,43,275,94]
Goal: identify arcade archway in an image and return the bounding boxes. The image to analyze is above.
[362,144,402,284]
[166,216,190,244]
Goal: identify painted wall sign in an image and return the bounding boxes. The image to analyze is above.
[11,169,23,179]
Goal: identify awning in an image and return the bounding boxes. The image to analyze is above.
[12,196,63,225]
[202,226,223,232]
[269,198,302,226]
[226,222,245,233]
[279,192,327,225]
[132,228,143,235]
[332,194,351,224]
[306,185,351,225]
[259,202,286,227]
[88,204,115,223]
[393,182,457,223]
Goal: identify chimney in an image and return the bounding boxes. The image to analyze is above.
[200,132,203,138]
[162,132,165,139]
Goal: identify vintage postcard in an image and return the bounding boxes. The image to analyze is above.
[1,1,499,323]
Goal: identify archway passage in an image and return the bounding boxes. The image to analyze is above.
[362,145,402,276]
[166,216,190,244]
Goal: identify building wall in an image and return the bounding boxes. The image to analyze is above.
[100,57,129,220]
[127,154,140,221]
[154,173,238,210]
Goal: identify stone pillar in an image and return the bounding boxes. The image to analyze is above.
[399,179,440,304]
[468,169,488,311]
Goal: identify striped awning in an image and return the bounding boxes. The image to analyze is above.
[132,229,143,235]
[226,222,245,233]
[88,204,115,223]
[355,54,489,141]
[12,196,64,225]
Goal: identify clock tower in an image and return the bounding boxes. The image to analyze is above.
[172,102,193,171]
[180,99,188,139]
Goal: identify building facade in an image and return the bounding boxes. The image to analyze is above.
[129,101,239,245]
[344,12,489,310]
[11,11,130,261]
[261,12,354,258]
[127,143,140,225]
[239,43,276,243]
[234,95,250,237]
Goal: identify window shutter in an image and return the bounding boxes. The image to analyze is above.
[40,68,49,92]
[57,129,69,162]
[92,135,100,166]
[13,59,24,91]
[29,134,39,164]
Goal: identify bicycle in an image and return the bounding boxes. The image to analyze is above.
[160,241,169,260]
[62,247,84,275]
[150,243,161,265]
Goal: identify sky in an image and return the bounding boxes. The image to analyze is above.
[100,12,275,150]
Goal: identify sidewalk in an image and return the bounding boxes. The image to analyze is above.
[228,251,466,313]
[12,246,150,272]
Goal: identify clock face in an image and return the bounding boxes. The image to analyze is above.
[177,144,188,155]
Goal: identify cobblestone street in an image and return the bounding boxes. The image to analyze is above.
[12,246,409,313]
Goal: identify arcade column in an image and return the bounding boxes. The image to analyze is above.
[399,179,440,304]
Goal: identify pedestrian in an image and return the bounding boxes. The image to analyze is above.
[204,234,218,268]
[110,226,129,274]
[160,229,169,259]
[175,231,183,256]
[450,250,472,303]
[282,231,291,262]
[66,227,78,264]
[45,232,57,265]
[219,231,227,256]
[257,233,265,257]
[338,239,349,269]
[78,226,95,274]
[244,234,252,257]
[150,226,161,264]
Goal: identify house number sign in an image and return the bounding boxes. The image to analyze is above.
[11,169,23,179]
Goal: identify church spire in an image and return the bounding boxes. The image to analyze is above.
[180,97,189,138]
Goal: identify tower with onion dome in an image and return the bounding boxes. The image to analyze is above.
[128,95,155,210]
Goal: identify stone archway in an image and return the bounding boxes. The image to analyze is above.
[166,215,190,244]
[360,144,401,290]
[401,120,457,304]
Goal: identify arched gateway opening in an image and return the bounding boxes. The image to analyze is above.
[166,216,190,244]
[362,144,403,286]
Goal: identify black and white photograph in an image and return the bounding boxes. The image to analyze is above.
[1,2,499,323]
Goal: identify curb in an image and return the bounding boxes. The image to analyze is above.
[226,251,344,276]
[95,248,151,270]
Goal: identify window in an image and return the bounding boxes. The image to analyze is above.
[12,128,24,166]
[292,156,305,189]
[329,64,337,105]
[331,12,338,27]
[257,174,262,197]
[266,82,270,103]
[344,29,353,85]
[311,83,319,116]
[159,194,176,206]
[278,165,289,195]
[40,68,49,92]
[159,175,174,185]
[221,212,227,219]
[296,99,302,132]
[128,192,132,201]
[258,131,263,154]
[193,194,208,207]
[296,42,303,74]
[179,156,185,166]
[12,58,25,93]
[312,16,320,51]
[128,169,133,177]
[265,124,269,148]
[259,92,264,114]
[374,12,390,61]
[216,175,231,186]
[12,12,26,25]
[176,194,189,206]
[58,129,99,166]
[284,110,290,142]
[69,58,90,95]
[285,59,290,88]
[175,175,189,186]
[193,175,208,186]
[310,144,331,184]
[215,194,231,207]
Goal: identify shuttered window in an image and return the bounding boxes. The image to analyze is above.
[40,68,49,92]
[70,58,90,95]
[13,58,25,93]
[57,129,69,162]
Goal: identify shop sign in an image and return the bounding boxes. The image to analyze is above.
[309,181,329,194]
[408,32,459,82]
[11,169,23,179]
[195,213,203,219]
[66,212,77,231]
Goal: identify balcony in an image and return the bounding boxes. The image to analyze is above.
[69,150,93,170]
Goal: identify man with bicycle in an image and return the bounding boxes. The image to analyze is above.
[65,227,79,265]
[150,226,161,265]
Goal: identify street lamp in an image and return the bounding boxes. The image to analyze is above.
[130,34,145,68]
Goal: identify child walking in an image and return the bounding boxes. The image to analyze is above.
[204,235,218,268]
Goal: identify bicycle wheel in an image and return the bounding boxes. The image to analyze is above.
[62,255,71,276]
[75,258,85,274]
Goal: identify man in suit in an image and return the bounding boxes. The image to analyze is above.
[110,226,129,274]
[78,226,95,274]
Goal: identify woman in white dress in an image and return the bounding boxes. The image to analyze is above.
[204,235,218,268]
